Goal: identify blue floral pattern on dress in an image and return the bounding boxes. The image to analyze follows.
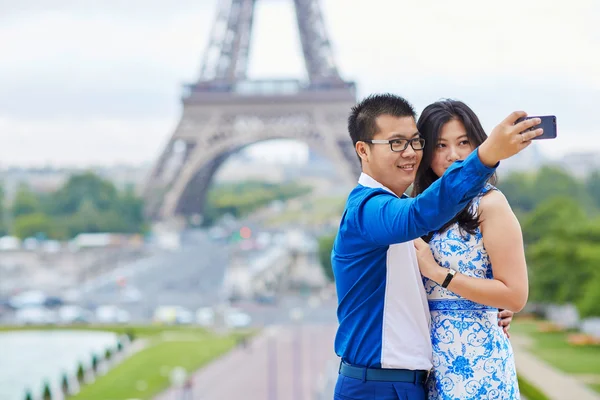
[424,185,520,400]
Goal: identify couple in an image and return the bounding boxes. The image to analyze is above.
[332,94,535,400]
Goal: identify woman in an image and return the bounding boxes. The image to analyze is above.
[412,100,528,399]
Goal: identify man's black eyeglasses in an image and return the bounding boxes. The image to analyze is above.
[365,137,426,152]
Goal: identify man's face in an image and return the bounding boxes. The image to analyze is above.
[358,115,422,195]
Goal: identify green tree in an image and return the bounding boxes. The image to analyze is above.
[50,172,118,215]
[76,363,85,383]
[523,197,589,304]
[571,218,600,317]
[527,237,592,305]
[578,267,600,318]
[497,172,536,212]
[203,181,311,226]
[0,183,6,236]
[64,199,107,236]
[12,213,52,239]
[534,166,584,198]
[499,167,596,215]
[521,196,585,245]
[42,381,51,400]
[61,373,69,395]
[585,170,600,210]
[318,234,336,282]
[526,212,600,316]
[43,175,148,237]
[116,185,146,233]
[91,354,99,372]
[11,184,40,218]
[535,166,593,211]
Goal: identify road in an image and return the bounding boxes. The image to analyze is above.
[73,228,337,326]
[66,230,228,320]
[154,324,339,400]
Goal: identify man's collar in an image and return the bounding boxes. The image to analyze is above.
[358,173,398,197]
[357,173,410,199]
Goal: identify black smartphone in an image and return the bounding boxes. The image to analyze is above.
[515,115,557,140]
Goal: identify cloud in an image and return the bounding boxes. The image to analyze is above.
[0,115,171,166]
[0,0,597,165]
[0,10,212,120]
[0,0,217,21]
[324,0,599,87]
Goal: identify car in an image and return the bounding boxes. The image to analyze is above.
[96,305,131,324]
[15,307,57,325]
[195,307,215,327]
[9,290,47,309]
[57,305,92,324]
[43,296,64,308]
[120,286,142,303]
[224,308,252,328]
[153,306,193,325]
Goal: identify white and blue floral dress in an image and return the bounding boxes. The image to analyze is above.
[423,185,520,400]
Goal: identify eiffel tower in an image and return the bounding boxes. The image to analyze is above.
[144,0,360,221]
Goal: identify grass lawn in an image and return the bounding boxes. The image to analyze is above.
[264,195,345,227]
[517,376,549,400]
[2,325,254,400]
[512,318,600,393]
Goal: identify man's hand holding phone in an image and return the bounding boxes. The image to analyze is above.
[515,115,557,140]
[477,111,544,167]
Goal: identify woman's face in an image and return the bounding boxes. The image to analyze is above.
[431,119,475,177]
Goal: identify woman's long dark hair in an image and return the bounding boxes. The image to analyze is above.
[412,99,497,239]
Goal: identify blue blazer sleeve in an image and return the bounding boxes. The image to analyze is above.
[358,149,497,246]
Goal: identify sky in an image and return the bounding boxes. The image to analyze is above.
[0,0,598,167]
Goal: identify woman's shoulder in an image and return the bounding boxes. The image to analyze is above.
[481,183,500,195]
[469,184,501,214]
[478,186,512,216]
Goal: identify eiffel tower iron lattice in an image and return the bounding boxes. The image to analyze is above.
[144,0,361,221]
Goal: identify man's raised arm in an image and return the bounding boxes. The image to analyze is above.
[358,112,543,245]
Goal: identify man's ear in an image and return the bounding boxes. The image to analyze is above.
[355,141,370,163]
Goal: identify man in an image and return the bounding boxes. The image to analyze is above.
[332,94,542,400]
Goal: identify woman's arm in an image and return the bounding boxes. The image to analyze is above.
[415,190,529,312]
